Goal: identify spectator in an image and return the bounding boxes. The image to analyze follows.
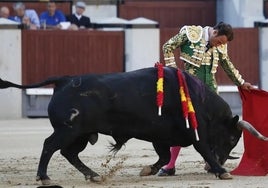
[67,1,91,29]
[39,0,66,29]
[0,6,10,19]
[13,2,40,29]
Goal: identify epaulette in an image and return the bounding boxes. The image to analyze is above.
[179,25,203,43]
[217,44,228,54]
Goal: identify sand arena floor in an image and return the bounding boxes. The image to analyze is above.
[0,118,268,188]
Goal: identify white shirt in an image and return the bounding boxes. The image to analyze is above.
[204,26,210,43]
[204,26,211,51]
[75,13,82,20]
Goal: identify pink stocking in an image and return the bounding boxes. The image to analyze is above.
[164,146,181,169]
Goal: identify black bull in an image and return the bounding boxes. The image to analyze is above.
[0,67,267,185]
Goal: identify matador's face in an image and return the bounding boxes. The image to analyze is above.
[209,29,228,47]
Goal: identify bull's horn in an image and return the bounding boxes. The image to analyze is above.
[237,120,268,141]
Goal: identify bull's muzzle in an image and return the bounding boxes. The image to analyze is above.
[237,120,268,141]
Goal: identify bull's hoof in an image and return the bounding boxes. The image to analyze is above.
[41,179,52,185]
[219,172,233,180]
[157,168,175,176]
[91,175,102,182]
[204,162,211,172]
[36,176,52,185]
[85,175,102,183]
[139,166,152,176]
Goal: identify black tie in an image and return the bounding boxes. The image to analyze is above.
[205,43,211,52]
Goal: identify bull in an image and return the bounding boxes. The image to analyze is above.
[0,67,267,185]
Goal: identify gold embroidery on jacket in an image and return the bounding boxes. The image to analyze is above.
[163,25,245,86]
[180,25,203,43]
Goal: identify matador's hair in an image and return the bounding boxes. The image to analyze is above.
[213,22,234,42]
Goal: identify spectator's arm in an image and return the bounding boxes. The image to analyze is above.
[66,15,70,22]
[30,10,40,28]
[59,11,66,22]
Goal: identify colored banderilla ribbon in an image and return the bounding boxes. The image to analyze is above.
[177,70,199,141]
[155,62,164,116]
[155,63,199,141]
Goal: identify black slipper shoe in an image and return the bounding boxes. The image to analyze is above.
[157,168,176,176]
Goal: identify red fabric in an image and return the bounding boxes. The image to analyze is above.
[231,88,268,176]
[177,70,188,120]
[155,62,164,111]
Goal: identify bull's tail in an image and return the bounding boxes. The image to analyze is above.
[109,138,128,155]
[0,77,61,89]
[108,141,124,155]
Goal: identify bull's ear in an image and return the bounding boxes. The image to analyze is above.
[88,133,98,145]
[232,115,240,126]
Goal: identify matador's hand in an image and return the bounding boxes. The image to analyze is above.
[240,82,255,90]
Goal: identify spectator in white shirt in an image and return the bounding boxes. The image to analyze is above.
[13,2,40,29]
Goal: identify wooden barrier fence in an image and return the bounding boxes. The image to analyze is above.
[22,30,125,84]
[119,0,216,28]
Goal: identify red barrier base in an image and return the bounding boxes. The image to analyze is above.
[231,88,268,176]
